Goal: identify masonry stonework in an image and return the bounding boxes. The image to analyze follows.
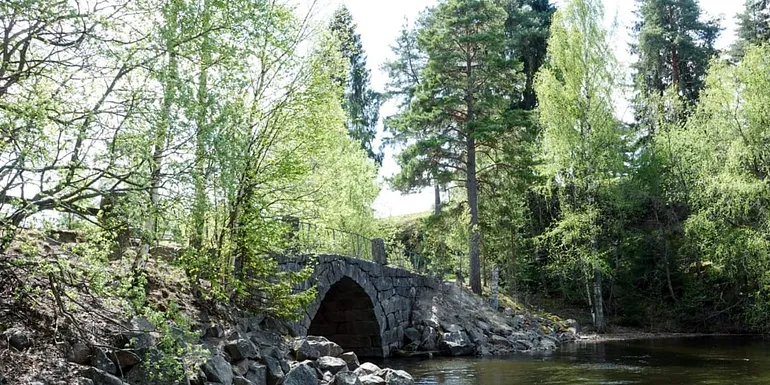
[277,254,439,357]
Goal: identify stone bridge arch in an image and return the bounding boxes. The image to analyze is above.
[278,254,439,357]
[307,276,384,357]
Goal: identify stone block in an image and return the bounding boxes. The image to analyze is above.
[387,314,397,330]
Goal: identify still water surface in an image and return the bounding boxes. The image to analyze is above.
[381,336,770,385]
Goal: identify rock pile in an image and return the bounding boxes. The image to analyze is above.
[404,282,577,356]
[61,316,413,385]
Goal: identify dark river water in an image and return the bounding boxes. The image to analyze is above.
[379,336,770,385]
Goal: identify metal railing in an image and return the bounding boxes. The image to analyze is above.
[290,221,374,260]
[287,221,427,273]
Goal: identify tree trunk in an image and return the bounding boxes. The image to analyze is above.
[585,273,594,325]
[593,265,605,333]
[671,44,679,87]
[590,202,605,332]
[191,0,212,250]
[653,205,677,300]
[145,3,179,255]
[466,50,481,295]
[663,241,676,300]
[434,179,441,215]
[467,131,481,295]
[510,226,518,302]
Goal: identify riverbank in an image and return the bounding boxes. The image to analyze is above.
[404,282,578,357]
[0,233,579,384]
[577,328,754,343]
[0,236,418,385]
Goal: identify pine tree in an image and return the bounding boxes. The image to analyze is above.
[383,20,452,214]
[330,6,383,166]
[734,0,770,58]
[394,0,518,294]
[502,0,556,110]
[631,0,721,103]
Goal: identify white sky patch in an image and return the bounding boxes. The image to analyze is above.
[310,0,743,218]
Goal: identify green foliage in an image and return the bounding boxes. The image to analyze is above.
[0,0,381,353]
[535,0,628,331]
[385,0,526,294]
[631,0,721,103]
[330,6,384,166]
[673,44,770,331]
[734,0,770,58]
[502,0,557,110]
[380,206,470,275]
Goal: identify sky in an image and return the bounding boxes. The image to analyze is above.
[312,0,744,218]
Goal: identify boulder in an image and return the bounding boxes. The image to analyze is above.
[489,334,510,346]
[419,327,438,351]
[117,349,163,385]
[353,362,381,377]
[317,356,348,375]
[123,318,156,353]
[245,363,267,385]
[565,319,580,334]
[239,315,266,334]
[228,330,247,341]
[306,336,343,357]
[260,346,283,361]
[232,360,250,377]
[202,355,234,385]
[189,369,207,385]
[225,339,260,362]
[91,349,117,374]
[384,370,414,385]
[333,371,361,385]
[292,339,320,361]
[403,328,420,344]
[263,356,284,385]
[283,361,318,385]
[512,339,533,350]
[440,330,475,356]
[233,376,255,385]
[359,375,386,385]
[109,350,141,372]
[340,352,360,371]
[475,321,492,334]
[68,342,92,365]
[539,337,557,350]
[205,324,226,339]
[84,367,125,385]
[465,326,487,347]
[250,330,283,350]
[9,331,32,350]
[260,318,289,335]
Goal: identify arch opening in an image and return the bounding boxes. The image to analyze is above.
[308,276,383,357]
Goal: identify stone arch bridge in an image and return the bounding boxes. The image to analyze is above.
[277,254,439,358]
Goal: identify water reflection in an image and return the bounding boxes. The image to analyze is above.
[381,336,770,385]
